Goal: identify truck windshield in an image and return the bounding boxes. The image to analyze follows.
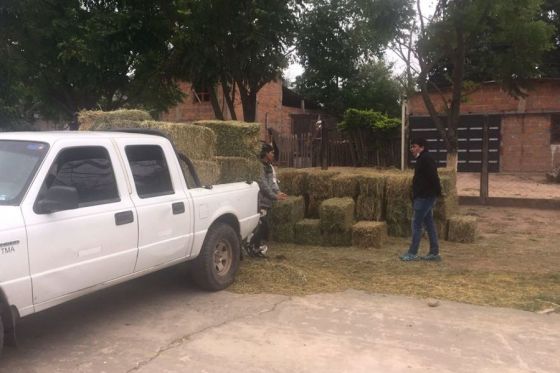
[0,140,49,206]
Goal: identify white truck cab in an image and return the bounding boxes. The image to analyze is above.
[0,131,260,355]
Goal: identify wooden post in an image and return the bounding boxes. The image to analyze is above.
[480,115,489,204]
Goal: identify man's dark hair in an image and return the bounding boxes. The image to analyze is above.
[411,137,428,149]
[260,142,274,158]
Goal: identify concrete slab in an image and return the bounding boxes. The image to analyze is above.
[1,266,559,372]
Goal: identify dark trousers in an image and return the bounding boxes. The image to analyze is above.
[249,210,269,248]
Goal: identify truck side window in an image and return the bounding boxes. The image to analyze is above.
[40,146,120,208]
[125,145,174,198]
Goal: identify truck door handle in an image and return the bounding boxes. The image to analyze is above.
[172,202,185,215]
[115,210,134,226]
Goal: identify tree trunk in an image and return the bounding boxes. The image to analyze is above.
[446,151,458,171]
[221,75,237,120]
[209,86,224,120]
[238,83,257,122]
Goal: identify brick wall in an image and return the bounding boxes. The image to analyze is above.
[160,80,313,141]
[408,80,560,172]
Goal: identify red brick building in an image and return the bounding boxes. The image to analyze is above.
[160,79,323,141]
[408,80,560,172]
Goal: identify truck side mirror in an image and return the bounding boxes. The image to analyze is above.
[36,185,79,214]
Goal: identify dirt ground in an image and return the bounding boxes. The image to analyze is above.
[457,172,560,199]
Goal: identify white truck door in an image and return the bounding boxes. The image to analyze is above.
[118,140,193,272]
[20,140,138,306]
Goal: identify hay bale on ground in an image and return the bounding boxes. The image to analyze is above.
[216,156,261,183]
[321,230,352,247]
[448,215,478,243]
[269,196,305,226]
[331,174,360,198]
[385,174,413,237]
[269,223,295,243]
[277,168,308,196]
[295,219,321,245]
[78,109,151,131]
[194,120,260,158]
[355,174,387,221]
[352,221,388,249]
[319,197,355,231]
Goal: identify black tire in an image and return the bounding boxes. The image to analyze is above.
[191,222,240,291]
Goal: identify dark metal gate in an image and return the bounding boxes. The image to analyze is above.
[409,115,501,172]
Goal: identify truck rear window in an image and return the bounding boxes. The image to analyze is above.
[0,140,49,205]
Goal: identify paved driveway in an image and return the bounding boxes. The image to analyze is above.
[2,265,559,372]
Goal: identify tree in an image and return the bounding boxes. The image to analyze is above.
[172,0,298,122]
[400,0,553,168]
[294,0,413,117]
[539,0,560,77]
[0,0,183,127]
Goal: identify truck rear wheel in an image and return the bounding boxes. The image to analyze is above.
[191,222,240,291]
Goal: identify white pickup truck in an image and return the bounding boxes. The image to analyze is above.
[0,130,260,355]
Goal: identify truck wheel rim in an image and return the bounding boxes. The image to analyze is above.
[213,240,232,276]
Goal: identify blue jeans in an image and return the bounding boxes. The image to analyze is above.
[408,197,439,255]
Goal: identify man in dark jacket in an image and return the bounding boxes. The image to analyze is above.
[400,137,442,262]
[247,143,288,257]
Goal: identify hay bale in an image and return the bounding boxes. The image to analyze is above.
[448,215,478,243]
[269,196,305,225]
[355,174,387,221]
[435,219,448,241]
[321,230,352,247]
[277,168,308,196]
[87,119,217,161]
[434,194,459,221]
[78,109,151,131]
[216,156,261,183]
[294,219,322,245]
[385,174,413,237]
[307,195,326,218]
[187,160,220,187]
[269,223,295,243]
[352,221,388,249]
[319,197,355,231]
[331,174,360,198]
[307,170,339,198]
[194,120,260,158]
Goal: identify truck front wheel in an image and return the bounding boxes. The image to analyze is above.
[191,222,240,291]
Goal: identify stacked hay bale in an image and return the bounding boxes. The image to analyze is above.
[305,170,340,217]
[355,174,387,221]
[194,120,261,184]
[319,197,354,246]
[384,173,414,237]
[277,168,308,196]
[434,175,459,239]
[78,111,219,186]
[352,221,388,249]
[77,109,151,131]
[331,174,361,198]
[447,215,478,243]
[269,196,306,243]
[294,219,322,245]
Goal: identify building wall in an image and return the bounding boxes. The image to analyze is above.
[408,80,560,172]
[160,80,317,141]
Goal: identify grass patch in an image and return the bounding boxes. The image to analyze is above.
[231,206,560,313]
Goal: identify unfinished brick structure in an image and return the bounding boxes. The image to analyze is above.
[408,80,560,172]
[160,80,321,141]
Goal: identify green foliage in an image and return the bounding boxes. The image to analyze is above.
[0,0,184,123]
[294,0,412,117]
[338,109,400,134]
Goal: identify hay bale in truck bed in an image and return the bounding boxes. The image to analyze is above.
[319,197,355,232]
[385,174,413,237]
[352,221,388,249]
[216,156,261,184]
[85,119,217,161]
[78,109,151,131]
[294,219,322,245]
[447,215,478,243]
[187,160,220,187]
[194,120,260,158]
